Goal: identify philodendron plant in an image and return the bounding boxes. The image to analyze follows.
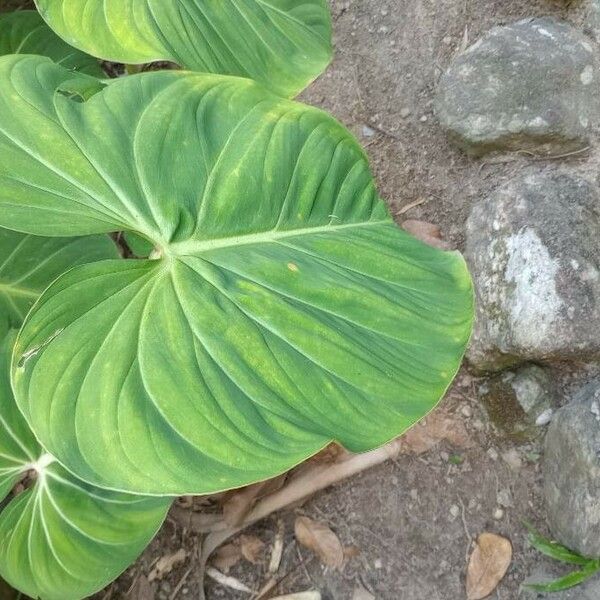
[34,0,333,97]
[0,2,473,598]
[0,10,103,77]
[0,229,171,599]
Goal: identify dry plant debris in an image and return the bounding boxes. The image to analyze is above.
[294,516,345,569]
[148,549,187,582]
[466,533,512,600]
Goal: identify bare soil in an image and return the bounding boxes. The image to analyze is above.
[4,0,600,598]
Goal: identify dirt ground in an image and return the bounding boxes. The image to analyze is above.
[3,0,600,598]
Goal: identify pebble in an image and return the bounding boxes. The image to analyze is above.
[461,404,473,418]
[400,107,411,118]
[487,447,499,461]
[449,504,460,518]
[493,508,505,520]
[502,449,523,470]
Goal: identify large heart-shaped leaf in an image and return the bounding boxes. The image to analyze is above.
[0,10,103,77]
[0,331,170,600]
[34,0,332,97]
[0,55,473,495]
[0,228,118,336]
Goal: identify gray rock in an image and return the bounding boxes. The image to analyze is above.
[466,170,600,371]
[478,365,557,440]
[587,1,600,41]
[544,380,600,558]
[520,567,600,599]
[435,18,598,155]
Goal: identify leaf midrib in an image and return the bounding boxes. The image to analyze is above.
[169,219,390,256]
[0,283,39,299]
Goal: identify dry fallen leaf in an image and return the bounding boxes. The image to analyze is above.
[211,542,242,573]
[269,519,285,574]
[399,407,473,455]
[295,516,344,568]
[402,219,453,250]
[205,567,254,594]
[148,548,187,582]
[240,534,265,564]
[466,533,512,600]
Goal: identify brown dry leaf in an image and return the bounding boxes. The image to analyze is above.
[295,516,344,568]
[402,219,453,250]
[211,542,242,573]
[240,534,265,564]
[466,533,512,600]
[399,407,473,455]
[269,519,285,574]
[148,548,187,582]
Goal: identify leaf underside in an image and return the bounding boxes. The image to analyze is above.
[0,10,104,77]
[0,332,170,600]
[34,0,332,97]
[0,56,474,495]
[0,228,119,338]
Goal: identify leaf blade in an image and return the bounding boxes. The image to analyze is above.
[35,0,332,97]
[0,332,170,600]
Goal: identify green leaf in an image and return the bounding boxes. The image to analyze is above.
[0,10,104,77]
[35,0,332,97]
[0,332,170,600]
[0,228,119,335]
[123,231,154,258]
[525,561,600,593]
[525,524,590,566]
[0,56,474,495]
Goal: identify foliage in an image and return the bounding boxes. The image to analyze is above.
[0,57,473,495]
[526,524,600,592]
[0,3,474,597]
[34,0,332,97]
[0,10,103,76]
[0,230,170,598]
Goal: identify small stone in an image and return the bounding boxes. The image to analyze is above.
[544,380,600,557]
[502,449,522,470]
[361,125,376,138]
[400,107,411,118]
[535,408,554,426]
[440,450,450,461]
[420,115,428,122]
[435,18,598,155]
[478,364,558,440]
[472,418,485,431]
[487,447,499,461]
[461,404,473,418]
[442,35,453,45]
[497,489,513,508]
[493,507,505,520]
[374,558,383,569]
[466,170,600,371]
[449,504,460,518]
[409,488,418,500]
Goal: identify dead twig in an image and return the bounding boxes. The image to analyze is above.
[197,437,405,600]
